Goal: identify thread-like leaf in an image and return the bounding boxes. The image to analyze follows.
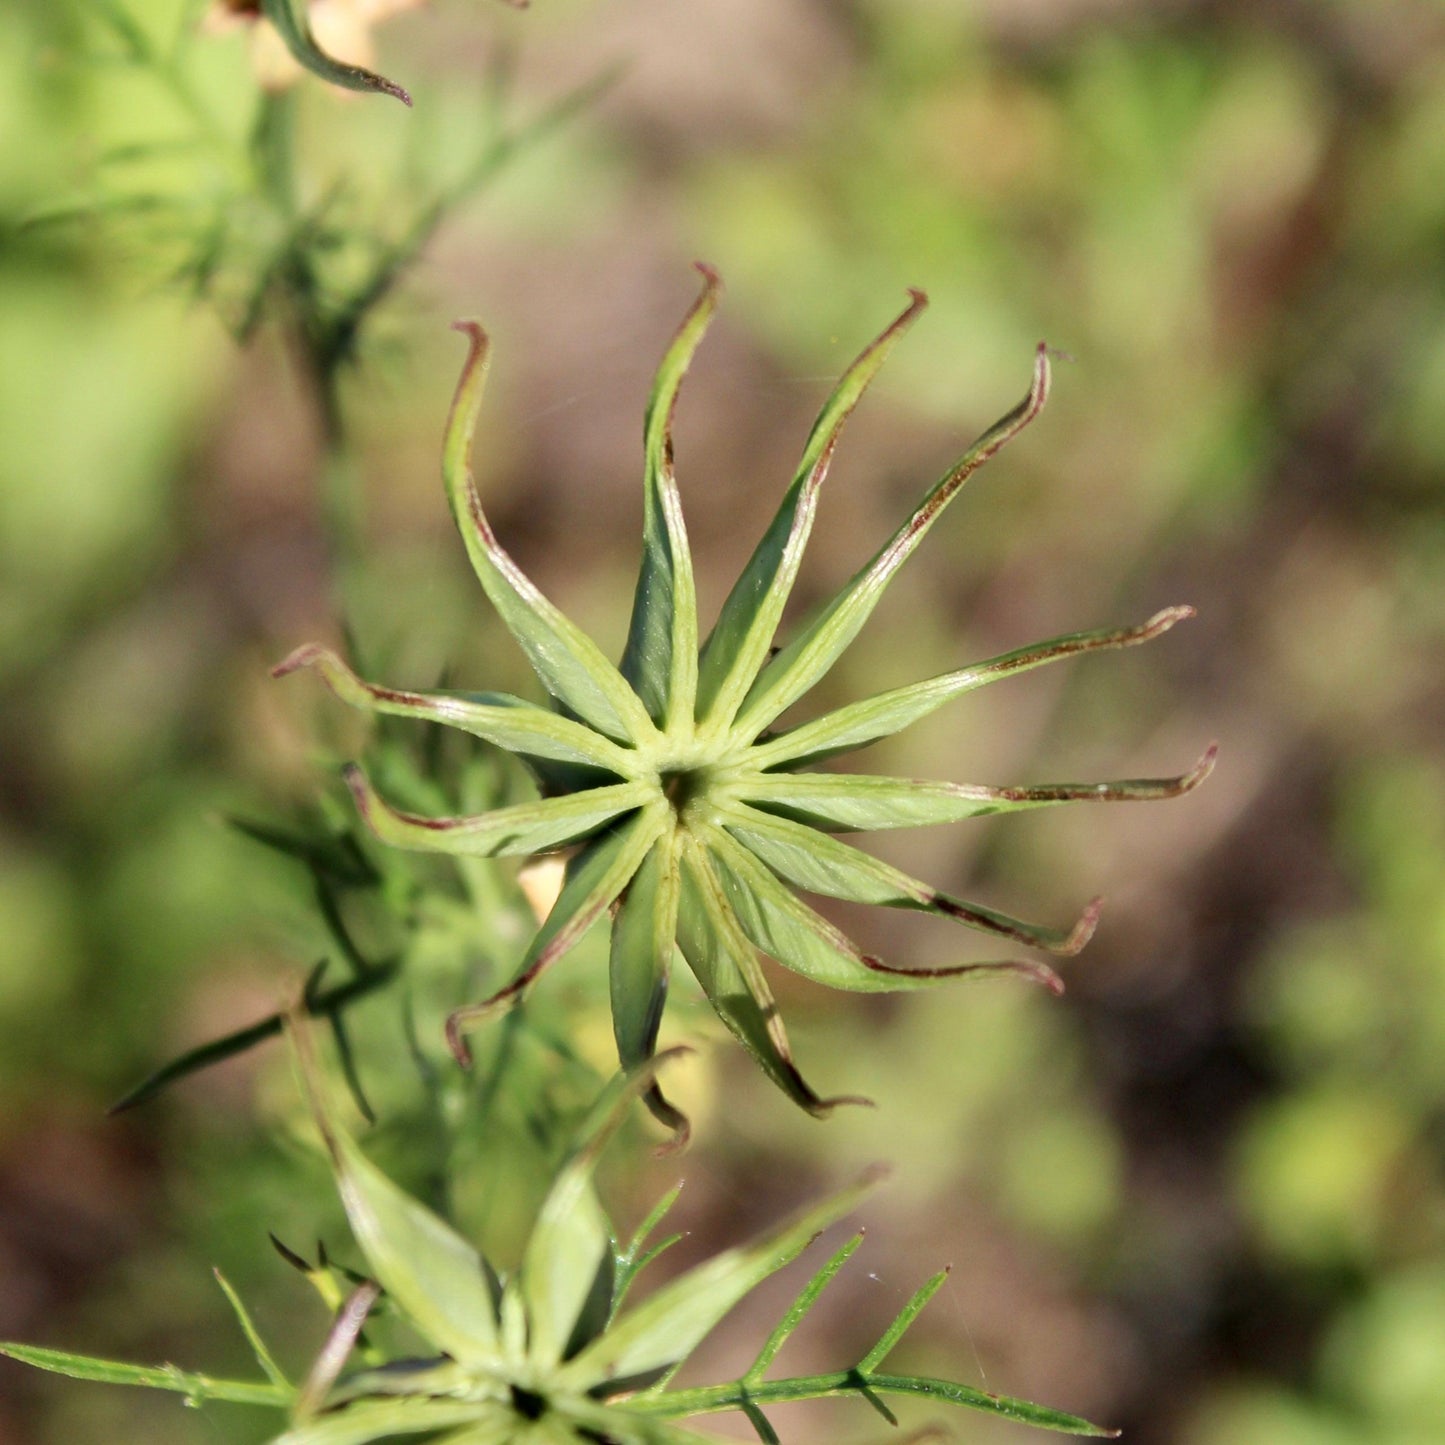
[616,1231,687,1317]
[615,1183,687,1314]
[748,607,1193,771]
[444,323,654,743]
[740,1401,782,1445]
[618,1183,684,1281]
[213,1270,290,1390]
[258,0,412,105]
[273,644,639,775]
[856,1270,949,1373]
[558,1168,886,1391]
[723,804,1100,956]
[345,769,652,858]
[732,744,1217,831]
[227,813,379,886]
[746,1232,863,1382]
[696,291,928,731]
[620,265,719,728]
[108,961,396,1115]
[733,347,1051,742]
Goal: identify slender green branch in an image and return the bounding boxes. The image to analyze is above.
[0,1344,289,1409]
[639,1372,1118,1437]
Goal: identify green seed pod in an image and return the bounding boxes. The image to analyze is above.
[277,267,1214,1141]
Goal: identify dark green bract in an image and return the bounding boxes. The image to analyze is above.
[276,267,1213,1139]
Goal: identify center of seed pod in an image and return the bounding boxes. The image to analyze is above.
[510,1385,548,1420]
[660,765,717,826]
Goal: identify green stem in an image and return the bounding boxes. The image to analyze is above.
[0,1345,290,1410]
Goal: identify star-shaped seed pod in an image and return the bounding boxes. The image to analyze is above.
[276,267,1214,1142]
[1,1047,1118,1440]
[267,1045,1116,1443]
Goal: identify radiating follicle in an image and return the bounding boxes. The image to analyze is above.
[277,267,1214,1125]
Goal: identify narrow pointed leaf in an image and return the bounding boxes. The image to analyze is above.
[733,347,1052,742]
[108,961,396,1115]
[108,1012,288,1116]
[620,266,718,727]
[327,1006,375,1125]
[733,742,1217,831]
[623,1182,685,1265]
[748,607,1194,770]
[697,291,928,729]
[673,838,866,1116]
[864,1375,1118,1436]
[520,1054,688,1368]
[0,1343,287,1407]
[856,1269,949,1372]
[274,645,640,775]
[213,1270,290,1390]
[609,838,689,1146]
[857,1382,899,1425]
[273,1399,494,1445]
[444,323,654,744]
[447,805,668,1063]
[292,1021,503,1367]
[615,1183,687,1313]
[705,826,1061,994]
[345,769,652,858]
[746,1232,863,1382]
[724,804,1099,955]
[558,1168,886,1391]
[227,814,379,886]
[643,1372,1117,1437]
[740,1401,782,1445]
[258,0,411,105]
[615,1232,686,1315]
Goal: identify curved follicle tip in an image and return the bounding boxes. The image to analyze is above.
[1144,604,1196,636]
[271,643,324,679]
[1061,896,1105,956]
[1181,742,1220,793]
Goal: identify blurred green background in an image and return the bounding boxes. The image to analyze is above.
[4,1,1445,1442]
